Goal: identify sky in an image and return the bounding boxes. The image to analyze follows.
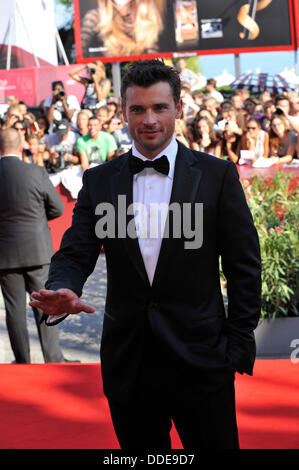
[54,1,298,79]
[199,50,298,79]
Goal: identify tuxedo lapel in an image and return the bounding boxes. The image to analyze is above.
[152,143,203,289]
[110,151,150,286]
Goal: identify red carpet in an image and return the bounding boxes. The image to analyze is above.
[0,360,298,449]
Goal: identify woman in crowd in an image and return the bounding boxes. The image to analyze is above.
[261,100,276,132]
[216,105,243,136]
[106,99,119,121]
[268,113,297,164]
[174,119,190,148]
[190,115,221,157]
[69,61,111,110]
[237,118,269,160]
[12,120,29,156]
[80,0,164,58]
[243,97,259,119]
[218,122,242,164]
[23,134,46,167]
[103,113,125,135]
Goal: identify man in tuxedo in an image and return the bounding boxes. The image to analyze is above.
[30,60,261,449]
[0,128,65,364]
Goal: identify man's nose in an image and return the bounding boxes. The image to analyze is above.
[143,109,157,125]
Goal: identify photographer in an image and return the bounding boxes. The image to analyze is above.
[275,94,299,134]
[69,61,111,110]
[43,119,79,173]
[43,81,80,130]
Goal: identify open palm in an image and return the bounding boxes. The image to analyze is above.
[29,288,95,316]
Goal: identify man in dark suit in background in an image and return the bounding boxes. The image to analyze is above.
[30,60,261,450]
[0,128,65,364]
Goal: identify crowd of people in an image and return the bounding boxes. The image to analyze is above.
[1,59,298,177]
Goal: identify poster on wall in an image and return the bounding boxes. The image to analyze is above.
[73,0,296,63]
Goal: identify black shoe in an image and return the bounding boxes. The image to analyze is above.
[62,357,81,363]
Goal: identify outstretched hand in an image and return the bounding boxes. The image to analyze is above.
[29,288,95,316]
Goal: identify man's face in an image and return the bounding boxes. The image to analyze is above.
[122,82,182,159]
[77,113,89,129]
[277,99,290,115]
[53,84,63,94]
[178,59,186,71]
[88,118,101,138]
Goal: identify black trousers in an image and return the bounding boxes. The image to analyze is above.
[108,375,239,451]
[108,320,239,450]
[108,360,239,452]
[0,265,64,364]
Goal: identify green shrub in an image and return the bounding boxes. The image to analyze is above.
[243,171,298,318]
[220,171,298,318]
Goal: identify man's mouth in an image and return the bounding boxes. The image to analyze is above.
[140,129,161,136]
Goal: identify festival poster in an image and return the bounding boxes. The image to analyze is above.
[73,0,296,63]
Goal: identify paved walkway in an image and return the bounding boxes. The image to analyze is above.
[0,254,107,364]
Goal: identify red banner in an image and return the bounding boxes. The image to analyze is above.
[0,64,87,107]
[293,0,299,47]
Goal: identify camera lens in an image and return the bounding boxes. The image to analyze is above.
[58,91,65,98]
[90,68,96,75]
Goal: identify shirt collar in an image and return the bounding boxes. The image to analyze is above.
[131,136,177,180]
[1,154,19,159]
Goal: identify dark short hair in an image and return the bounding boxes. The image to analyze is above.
[275,93,289,105]
[121,59,181,106]
[52,80,64,90]
[206,78,216,87]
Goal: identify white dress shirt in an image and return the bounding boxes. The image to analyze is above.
[132,136,177,285]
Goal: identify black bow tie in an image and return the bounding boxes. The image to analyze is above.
[129,154,169,176]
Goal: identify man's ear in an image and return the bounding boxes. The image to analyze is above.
[175,98,183,120]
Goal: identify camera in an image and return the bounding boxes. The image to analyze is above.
[275,108,284,115]
[90,68,96,75]
[58,90,65,98]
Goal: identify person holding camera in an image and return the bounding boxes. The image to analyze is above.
[69,61,111,110]
[43,119,79,173]
[275,94,299,134]
[43,81,80,131]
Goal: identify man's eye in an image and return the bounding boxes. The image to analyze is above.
[155,104,168,111]
[130,107,143,113]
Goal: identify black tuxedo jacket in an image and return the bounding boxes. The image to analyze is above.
[0,156,64,270]
[46,142,261,402]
